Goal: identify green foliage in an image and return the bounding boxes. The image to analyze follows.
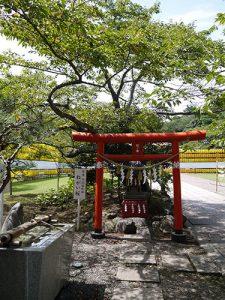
[0,0,222,133]
[76,103,162,133]
[149,191,166,216]
[36,186,73,207]
[216,13,225,25]
[103,176,118,193]
[1,0,225,153]
[158,171,172,193]
[162,115,195,132]
[0,68,54,150]
[0,66,56,193]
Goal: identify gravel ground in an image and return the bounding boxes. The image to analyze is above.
[55,230,225,300]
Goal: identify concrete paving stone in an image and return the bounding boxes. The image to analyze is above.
[215,245,225,258]
[137,227,151,238]
[208,245,225,275]
[201,244,223,258]
[116,266,160,282]
[192,226,225,244]
[188,217,212,225]
[106,232,150,242]
[121,234,150,241]
[111,285,164,300]
[120,253,156,265]
[160,254,194,272]
[199,245,225,275]
[131,244,153,252]
[188,254,221,275]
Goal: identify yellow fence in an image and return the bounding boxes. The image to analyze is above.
[179,149,225,173]
[14,147,225,175]
[11,168,73,179]
[180,168,221,173]
[180,149,225,162]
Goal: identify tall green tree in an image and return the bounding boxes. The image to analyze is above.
[0,67,55,193]
[0,0,223,133]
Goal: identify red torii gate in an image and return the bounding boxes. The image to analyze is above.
[72,131,206,241]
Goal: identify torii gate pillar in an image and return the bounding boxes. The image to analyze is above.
[72,131,206,242]
[91,143,105,239]
[171,141,186,242]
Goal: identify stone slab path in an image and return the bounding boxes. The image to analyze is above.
[112,175,225,299]
[116,265,160,282]
[160,254,194,272]
[181,174,225,245]
[120,253,156,265]
[181,173,225,196]
[112,286,164,300]
[188,254,221,274]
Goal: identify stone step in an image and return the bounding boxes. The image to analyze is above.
[159,254,194,272]
[112,285,164,300]
[120,252,156,265]
[116,266,160,282]
[188,254,221,275]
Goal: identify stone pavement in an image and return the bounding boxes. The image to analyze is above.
[181,174,225,246]
[58,174,225,299]
[181,173,225,196]
[111,174,225,299]
[62,225,225,300]
[110,231,225,299]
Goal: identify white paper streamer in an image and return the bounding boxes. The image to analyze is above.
[129,168,133,185]
[152,167,157,182]
[120,166,125,184]
[143,168,147,184]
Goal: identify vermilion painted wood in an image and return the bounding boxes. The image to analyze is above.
[172,141,183,232]
[132,143,144,155]
[72,130,207,236]
[72,131,206,143]
[95,143,104,232]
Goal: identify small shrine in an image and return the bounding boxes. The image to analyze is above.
[120,161,149,219]
[72,131,206,241]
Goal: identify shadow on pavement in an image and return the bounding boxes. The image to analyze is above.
[55,282,106,300]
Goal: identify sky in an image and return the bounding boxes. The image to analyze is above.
[136,0,225,39]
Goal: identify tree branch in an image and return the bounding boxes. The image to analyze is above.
[0,144,23,193]
[48,80,96,132]
[17,6,82,79]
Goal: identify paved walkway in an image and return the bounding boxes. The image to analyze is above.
[181,173,225,195]
[58,174,225,299]
[110,171,225,299]
[181,173,225,246]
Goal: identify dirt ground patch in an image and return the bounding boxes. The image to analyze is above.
[55,232,225,300]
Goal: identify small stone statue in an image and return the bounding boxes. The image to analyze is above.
[124,221,137,234]
[1,202,24,233]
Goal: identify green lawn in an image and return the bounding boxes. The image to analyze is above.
[186,173,225,183]
[8,176,70,195]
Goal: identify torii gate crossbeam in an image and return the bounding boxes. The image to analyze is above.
[72,131,206,242]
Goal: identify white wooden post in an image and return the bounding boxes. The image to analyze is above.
[77,199,81,230]
[74,168,87,231]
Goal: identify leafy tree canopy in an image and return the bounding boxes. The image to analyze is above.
[0,67,55,192]
[0,0,223,133]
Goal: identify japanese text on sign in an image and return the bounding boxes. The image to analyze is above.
[74,168,87,200]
